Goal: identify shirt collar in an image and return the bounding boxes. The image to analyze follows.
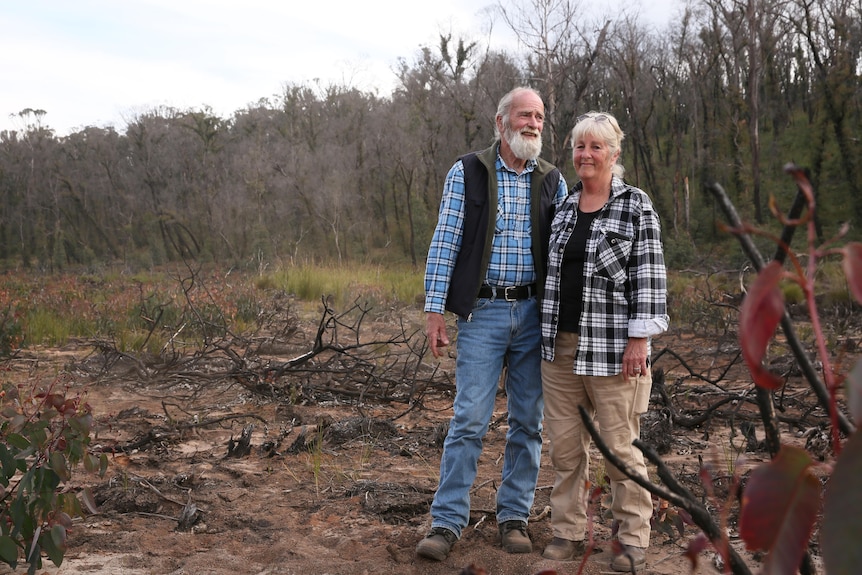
[496,147,538,174]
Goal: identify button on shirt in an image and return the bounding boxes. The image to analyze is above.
[425,152,568,315]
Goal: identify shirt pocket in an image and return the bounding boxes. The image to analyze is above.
[593,230,633,283]
[551,203,577,236]
[495,205,505,235]
[549,213,569,242]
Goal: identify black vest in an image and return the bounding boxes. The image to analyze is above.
[445,142,561,319]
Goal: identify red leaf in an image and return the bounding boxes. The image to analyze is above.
[739,261,785,390]
[739,446,820,574]
[54,512,73,529]
[684,532,709,569]
[842,242,862,306]
[822,432,862,575]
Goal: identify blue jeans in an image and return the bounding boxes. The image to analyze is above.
[430,297,544,538]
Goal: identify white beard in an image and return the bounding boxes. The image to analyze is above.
[505,126,542,161]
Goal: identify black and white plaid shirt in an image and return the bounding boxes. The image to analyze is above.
[541,176,669,376]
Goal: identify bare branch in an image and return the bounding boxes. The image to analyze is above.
[707,181,855,437]
[578,405,753,575]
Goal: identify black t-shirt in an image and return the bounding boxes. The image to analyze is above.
[558,207,600,333]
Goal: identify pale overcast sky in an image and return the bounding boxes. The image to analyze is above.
[1,0,678,136]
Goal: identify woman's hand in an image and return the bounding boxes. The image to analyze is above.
[622,337,648,378]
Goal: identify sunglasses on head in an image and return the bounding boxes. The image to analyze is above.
[577,113,610,123]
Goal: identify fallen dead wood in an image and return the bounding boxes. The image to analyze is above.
[94,413,268,453]
[78,296,452,420]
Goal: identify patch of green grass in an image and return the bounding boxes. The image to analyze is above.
[259,264,424,308]
[5,264,422,349]
[115,328,166,355]
[780,280,805,305]
[26,307,77,346]
[815,259,853,306]
[666,270,738,334]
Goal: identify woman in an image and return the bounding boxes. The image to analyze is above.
[539,112,669,572]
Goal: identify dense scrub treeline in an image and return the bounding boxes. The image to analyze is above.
[0,0,860,273]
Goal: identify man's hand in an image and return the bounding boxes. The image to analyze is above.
[426,312,450,358]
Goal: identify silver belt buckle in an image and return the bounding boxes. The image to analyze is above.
[504,286,517,301]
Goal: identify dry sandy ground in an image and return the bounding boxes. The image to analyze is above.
[2,324,790,575]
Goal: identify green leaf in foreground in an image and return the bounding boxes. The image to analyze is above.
[0,535,18,565]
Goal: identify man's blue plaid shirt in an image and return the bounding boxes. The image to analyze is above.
[424,151,569,315]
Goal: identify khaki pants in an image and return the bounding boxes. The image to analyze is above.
[541,331,653,547]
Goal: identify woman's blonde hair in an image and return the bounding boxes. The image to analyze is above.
[571,112,625,178]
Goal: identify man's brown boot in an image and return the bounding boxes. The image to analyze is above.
[499,520,532,553]
[416,527,458,561]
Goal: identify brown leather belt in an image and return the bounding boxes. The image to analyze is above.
[476,283,537,301]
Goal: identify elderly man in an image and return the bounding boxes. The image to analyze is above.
[417,86,568,561]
